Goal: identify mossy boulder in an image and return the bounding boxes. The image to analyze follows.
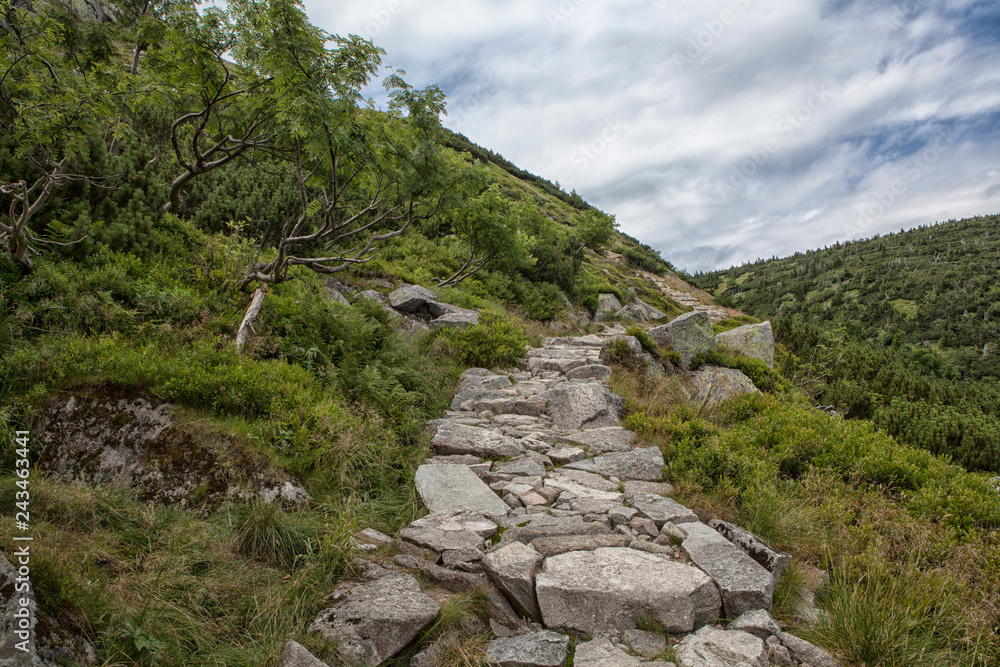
[35,386,309,508]
[715,321,775,368]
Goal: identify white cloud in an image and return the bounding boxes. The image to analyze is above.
[303,0,1000,271]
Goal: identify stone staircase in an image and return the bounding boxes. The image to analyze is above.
[290,328,841,667]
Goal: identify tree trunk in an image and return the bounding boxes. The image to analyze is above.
[235,284,267,353]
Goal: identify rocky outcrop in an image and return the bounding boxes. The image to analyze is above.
[414,464,510,517]
[35,388,309,508]
[614,298,668,323]
[649,311,716,368]
[309,567,439,666]
[541,384,624,430]
[715,321,775,367]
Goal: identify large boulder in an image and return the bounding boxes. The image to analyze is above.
[542,384,624,430]
[414,464,509,516]
[431,422,524,458]
[681,522,774,618]
[649,311,716,368]
[34,388,309,508]
[485,631,570,667]
[388,284,437,313]
[309,568,440,666]
[482,542,545,621]
[715,321,775,368]
[675,626,767,667]
[594,293,623,322]
[535,547,721,634]
[686,366,759,409]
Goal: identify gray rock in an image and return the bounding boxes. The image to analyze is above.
[400,526,484,552]
[608,506,639,525]
[441,546,485,568]
[530,533,632,557]
[715,322,774,368]
[778,632,842,667]
[309,569,439,665]
[573,637,642,666]
[428,301,478,318]
[353,289,389,306]
[565,447,664,481]
[388,284,437,313]
[392,554,487,593]
[595,292,624,321]
[565,364,614,381]
[632,495,699,526]
[681,522,774,618]
[709,520,791,581]
[430,311,480,330]
[622,481,675,502]
[675,627,767,667]
[728,609,781,640]
[561,427,638,453]
[629,298,669,321]
[414,464,509,517]
[486,630,570,667]
[528,357,589,375]
[542,384,624,430]
[535,547,720,634]
[687,367,759,410]
[543,477,623,504]
[626,628,668,658]
[409,509,498,537]
[276,641,328,667]
[499,521,612,546]
[483,542,545,622]
[548,447,586,464]
[649,311,716,368]
[326,290,351,306]
[431,422,525,458]
[548,468,619,492]
[496,459,547,477]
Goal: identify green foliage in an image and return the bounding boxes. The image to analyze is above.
[432,311,527,369]
[625,324,659,356]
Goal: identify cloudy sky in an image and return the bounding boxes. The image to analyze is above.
[302,0,1000,272]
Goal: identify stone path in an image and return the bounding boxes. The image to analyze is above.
[293,326,842,666]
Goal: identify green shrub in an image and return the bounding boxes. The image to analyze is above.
[624,325,658,356]
[433,311,527,369]
[695,349,792,394]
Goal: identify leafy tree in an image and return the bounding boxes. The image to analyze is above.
[0,0,121,271]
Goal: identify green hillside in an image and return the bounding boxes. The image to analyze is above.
[692,214,1000,471]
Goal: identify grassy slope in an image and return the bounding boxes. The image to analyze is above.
[1,145,998,666]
